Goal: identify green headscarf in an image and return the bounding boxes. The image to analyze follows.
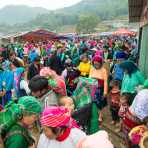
[18,96,42,115]
[0,96,42,132]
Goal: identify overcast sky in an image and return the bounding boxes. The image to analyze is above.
[0,0,82,10]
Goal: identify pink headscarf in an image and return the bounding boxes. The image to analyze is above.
[40,67,67,96]
[40,67,57,78]
[92,56,103,63]
[41,107,79,128]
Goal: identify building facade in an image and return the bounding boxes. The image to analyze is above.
[129,0,148,78]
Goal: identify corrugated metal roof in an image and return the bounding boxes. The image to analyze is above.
[128,0,144,22]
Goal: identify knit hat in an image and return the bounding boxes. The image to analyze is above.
[18,96,42,115]
[40,106,77,128]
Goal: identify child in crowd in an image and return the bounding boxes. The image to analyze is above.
[59,96,75,115]
[117,93,131,133]
[59,96,79,128]
[118,93,131,119]
[109,80,120,125]
[58,96,96,133]
[111,50,126,82]
[62,59,80,96]
[78,54,91,77]
[37,107,86,148]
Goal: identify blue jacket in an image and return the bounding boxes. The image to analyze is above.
[29,50,38,63]
[113,64,124,81]
[0,70,13,91]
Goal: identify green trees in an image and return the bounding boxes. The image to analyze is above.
[0,0,128,34]
[76,15,99,33]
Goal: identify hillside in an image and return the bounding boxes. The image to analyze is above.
[0,0,128,34]
[28,0,128,31]
[58,0,128,19]
[0,5,49,24]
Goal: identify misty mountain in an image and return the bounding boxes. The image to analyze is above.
[0,0,128,34]
[0,5,49,24]
[60,0,128,19]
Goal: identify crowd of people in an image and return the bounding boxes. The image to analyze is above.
[0,35,147,148]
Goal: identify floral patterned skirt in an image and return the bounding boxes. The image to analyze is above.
[94,87,107,110]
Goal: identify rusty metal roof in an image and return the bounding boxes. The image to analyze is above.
[128,0,145,22]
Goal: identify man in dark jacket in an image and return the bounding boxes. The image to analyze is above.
[27,56,40,81]
[48,50,63,75]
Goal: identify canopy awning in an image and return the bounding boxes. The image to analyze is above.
[112,28,137,36]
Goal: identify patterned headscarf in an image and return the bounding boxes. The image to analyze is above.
[40,67,67,96]
[40,106,78,128]
[18,96,42,115]
[40,67,56,79]
[0,96,42,131]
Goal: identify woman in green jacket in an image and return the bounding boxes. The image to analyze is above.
[120,60,145,105]
[1,96,42,148]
